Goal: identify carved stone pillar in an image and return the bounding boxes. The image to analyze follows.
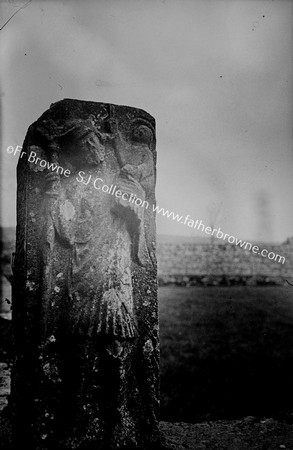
[11,99,159,449]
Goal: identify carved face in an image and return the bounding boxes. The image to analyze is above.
[60,128,105,170]
[115,120,155,170]
[131,123,154,147]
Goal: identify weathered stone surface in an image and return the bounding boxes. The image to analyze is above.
[11,99,159,449]
[0,363,10,411]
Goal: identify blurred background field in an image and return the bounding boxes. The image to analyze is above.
[159,285,293,423]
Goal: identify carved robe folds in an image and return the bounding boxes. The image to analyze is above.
[11,100,159,449]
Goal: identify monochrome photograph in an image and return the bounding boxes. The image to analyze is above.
[1,1,293,448]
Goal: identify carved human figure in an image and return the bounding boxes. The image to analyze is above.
[11,100,159,449]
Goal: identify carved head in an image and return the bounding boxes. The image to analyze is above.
[57,119,106,168]
[33,100,156,175]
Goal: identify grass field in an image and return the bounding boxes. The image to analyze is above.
[159,286,293,423]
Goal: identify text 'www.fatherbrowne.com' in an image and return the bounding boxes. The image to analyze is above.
[6,145,286,264]
[152,205,286,265]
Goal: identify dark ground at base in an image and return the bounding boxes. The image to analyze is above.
[160,419,293,450]
[1,362,293,449]
[1,409,293,450]
[2,285,293,448]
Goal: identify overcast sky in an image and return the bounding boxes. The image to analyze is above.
[1,0,292,243]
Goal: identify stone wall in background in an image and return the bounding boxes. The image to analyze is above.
[1,231,293,295]
[157,237,293,286]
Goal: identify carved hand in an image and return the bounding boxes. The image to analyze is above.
[113,174,146,222]
[120,164,139,179]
